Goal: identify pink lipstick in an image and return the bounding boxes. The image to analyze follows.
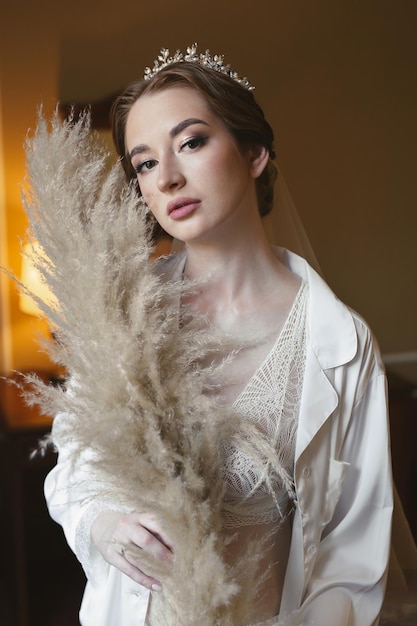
[167,197,200,220]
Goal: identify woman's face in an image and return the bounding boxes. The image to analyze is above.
[125,86,265,244]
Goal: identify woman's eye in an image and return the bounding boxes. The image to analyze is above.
[135,159,157,174]
[181,136,208,151]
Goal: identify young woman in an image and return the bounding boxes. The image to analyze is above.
[44,45,393,625]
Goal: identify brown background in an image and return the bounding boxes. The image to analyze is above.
[1,0,416,385]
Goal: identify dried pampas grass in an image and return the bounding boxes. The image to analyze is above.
[19,109,294,625]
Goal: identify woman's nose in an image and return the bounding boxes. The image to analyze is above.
[157,156,185,193]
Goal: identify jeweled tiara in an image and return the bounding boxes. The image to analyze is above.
[143,43,254,91]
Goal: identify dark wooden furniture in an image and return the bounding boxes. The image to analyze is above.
[0,373,56,626]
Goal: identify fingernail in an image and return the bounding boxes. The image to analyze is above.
[152,583,162,592]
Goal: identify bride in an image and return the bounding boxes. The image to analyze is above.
[33,44,393,625]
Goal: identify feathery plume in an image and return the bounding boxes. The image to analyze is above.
[17,108,295,625]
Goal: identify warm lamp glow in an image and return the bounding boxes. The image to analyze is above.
[19,242,55,317]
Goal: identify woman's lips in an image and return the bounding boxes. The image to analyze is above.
[167,197,200,220]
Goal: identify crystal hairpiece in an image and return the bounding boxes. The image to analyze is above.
[144,43,254,91]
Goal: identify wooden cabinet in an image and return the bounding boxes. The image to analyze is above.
[388,377,417,542]
[0,373,84,626]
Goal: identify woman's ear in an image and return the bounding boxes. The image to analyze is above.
[248,145,270,179]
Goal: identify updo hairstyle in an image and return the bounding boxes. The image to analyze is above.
[111,62,277,217]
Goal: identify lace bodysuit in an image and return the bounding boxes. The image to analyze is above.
[221,281,309,529]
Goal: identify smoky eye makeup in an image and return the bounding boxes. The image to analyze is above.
[129,125,210,174]
[179,135,209,151]
[133,158,157,175]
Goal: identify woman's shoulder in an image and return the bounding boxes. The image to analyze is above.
[276,247,383,374]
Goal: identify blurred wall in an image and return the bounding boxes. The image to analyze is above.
[1,1,416,382]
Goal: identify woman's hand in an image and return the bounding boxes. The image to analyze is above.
[91,509,173,591]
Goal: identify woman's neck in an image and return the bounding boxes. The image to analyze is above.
[182,232,299,334]
[183,216,272,284]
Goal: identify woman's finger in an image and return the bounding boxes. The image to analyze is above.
[114,547,162,591]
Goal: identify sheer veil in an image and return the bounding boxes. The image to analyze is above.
[262,170,321,274]
[171,170,322,274]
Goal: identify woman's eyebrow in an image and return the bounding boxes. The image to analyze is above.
[129,118,209,160]
[130,145,148,159]
[169,118,209,138]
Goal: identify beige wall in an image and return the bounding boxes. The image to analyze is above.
[0,8,59,372]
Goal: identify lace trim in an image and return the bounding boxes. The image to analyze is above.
[221,282,308,528]
[75,500,132,585]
